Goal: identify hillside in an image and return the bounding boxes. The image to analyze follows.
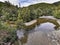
[0,1,60,30]
[0,1,60,45]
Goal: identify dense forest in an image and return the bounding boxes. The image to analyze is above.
[0,1,60,45]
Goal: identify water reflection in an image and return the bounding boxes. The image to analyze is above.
[20,32,28,45]
[17,30,28,45]
[35,22,56,32]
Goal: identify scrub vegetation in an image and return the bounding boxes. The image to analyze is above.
[0,1,60,45]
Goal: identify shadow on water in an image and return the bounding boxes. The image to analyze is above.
[16,17,60,45]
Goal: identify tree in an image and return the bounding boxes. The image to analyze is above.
[52,7,60,18]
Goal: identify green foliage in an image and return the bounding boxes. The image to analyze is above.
[1,30,17,44]
[52,7,60,18]
[16,19,24,29]
[0,21,3,29]
[21,8,31,22]
[0,1,60,45]
[0,1,60,30]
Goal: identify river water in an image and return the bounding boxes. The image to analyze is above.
[16,16,60,45]
[34,22,56,32]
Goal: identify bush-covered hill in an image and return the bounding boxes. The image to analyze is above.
[0,1,60,29]
[0,1,60,45]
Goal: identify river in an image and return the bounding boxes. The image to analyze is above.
[16,16,60,45]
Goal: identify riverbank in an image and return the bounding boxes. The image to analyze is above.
[24,16,60,26]
[24,20,37,26]
[24,16,60,30]
[57,19,60,25]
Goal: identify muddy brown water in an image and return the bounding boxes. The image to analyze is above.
[16,16,60,45]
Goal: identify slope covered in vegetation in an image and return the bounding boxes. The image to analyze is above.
[0,1,60,28]
[0,1,60,45]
